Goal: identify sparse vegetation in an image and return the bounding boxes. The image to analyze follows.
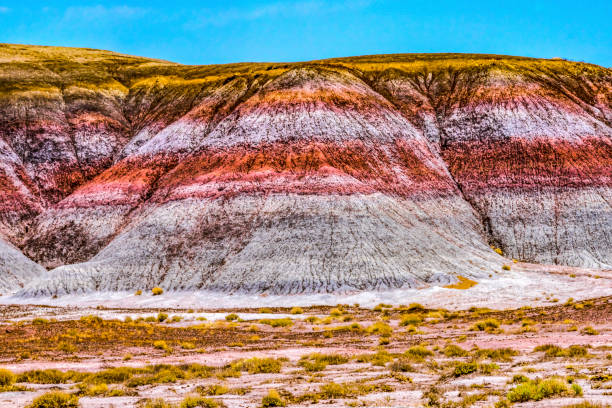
[234,357,283,374]
[299,353,348,371]
[0,293,609,407]
[507,377,579,402]
[470,318,501,331]
[259,318,293,328]
[26,391,79,408]
[261,389,285,407]
[289,307,303,314]
[152,287,164,296]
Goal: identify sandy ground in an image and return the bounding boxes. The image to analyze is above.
[0,264,610,407]
[0,297,610,407]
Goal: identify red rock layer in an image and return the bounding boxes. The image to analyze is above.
[444,137,612,192]
[152,140,456,202]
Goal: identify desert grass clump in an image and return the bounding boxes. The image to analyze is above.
[299,353,348,372]
[259,318,293,328]
[318,381,393,399]
[366,321,393,337]
[399,313,422,326]
[506,377,578,402]
[0,369,15,387]
[153,340,172,353]
[181,342,196,350]
[157,312,168,322]
[261,389,285,407]
[151,287,164,296]
[355,350,393,366]
[225,313,239,321]
[470,318,501,332]
[534,344,588,358]
[135,290,142,296]
[57,341,76,354]
[142,399,174,408]
[511,374,530,383]
[85,366,137,384]
[26,391,79,408]
[389,358,415,372]
[405,345,433,360]
[453,362,478,377]
[560,402,612,408]
[77,382,117,397]
[16,369,80,384]
[452,361,499,376]
[475,347,518,361]
[581,326,599,335]
[180,395,224,408]
[197,384,229,396]
[442,344,468,357]
[234,357,283,374]
[290,307,303,314]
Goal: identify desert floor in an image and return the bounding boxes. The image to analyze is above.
[0,294,610,407]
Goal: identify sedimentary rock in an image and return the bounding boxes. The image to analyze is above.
[0,46,609,295]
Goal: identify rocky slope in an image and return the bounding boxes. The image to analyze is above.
[0,45,609,295]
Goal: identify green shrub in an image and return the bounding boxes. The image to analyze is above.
[225,313,239,321]
[475,347,518,361]
[571,383,583,396]
[26,391,79,408]
[453,362,478,376]
[507,377,575,402]
[157,313,168,322]
[442,344,467,357]
[261,389,285,407]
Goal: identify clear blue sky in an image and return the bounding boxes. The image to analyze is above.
[1,1,610,67]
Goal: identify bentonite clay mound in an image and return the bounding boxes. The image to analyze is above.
[0,45,610,295]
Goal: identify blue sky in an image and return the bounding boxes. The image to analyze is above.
[1,1,610,67]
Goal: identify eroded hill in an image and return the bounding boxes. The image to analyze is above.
[0,44,610,295]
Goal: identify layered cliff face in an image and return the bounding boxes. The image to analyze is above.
[0,45,609,295]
